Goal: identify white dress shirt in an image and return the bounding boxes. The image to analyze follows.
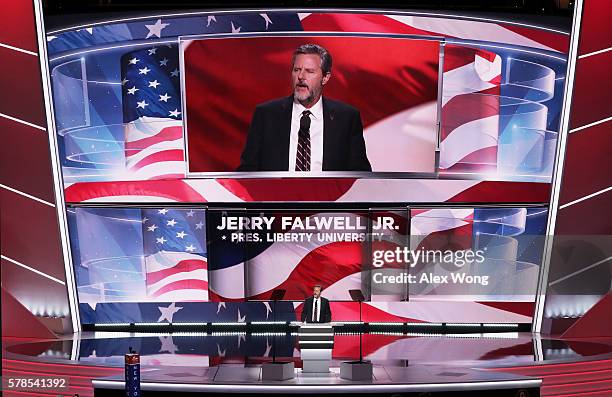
[312,297,321,322]
[288,97,324,172]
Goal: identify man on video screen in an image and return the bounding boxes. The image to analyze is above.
[237,44,371,172]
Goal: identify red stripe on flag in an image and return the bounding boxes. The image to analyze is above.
[443,146,499,173]
[129,149,184,171]
[441,86,501,141]
[217,178,358,202]
[150,279,209,298]
[301,13,436,36]
[146,259,207,285]
[444,47,498,72]
[476,301,535,318]
[248,241,364,300]
[447,181,551,203]
[64,180,206,202]
[125,126,183,153]
[500,23,569,53]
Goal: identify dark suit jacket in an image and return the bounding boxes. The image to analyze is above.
[237,96,371,172]
[301,296,332,323]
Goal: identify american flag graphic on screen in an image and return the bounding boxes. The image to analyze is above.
[121,45,184,180]
[439,45,502,172]
[142,208,207,301]
[207,211,408,302]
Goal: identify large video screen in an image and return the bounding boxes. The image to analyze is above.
[68,205,547,324]
[182,35,440,174]
[47,11,568,188]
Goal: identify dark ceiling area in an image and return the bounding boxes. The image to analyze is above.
[43,0,574,32]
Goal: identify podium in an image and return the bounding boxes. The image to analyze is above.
[298,323,334,373]
[261,290,295,381]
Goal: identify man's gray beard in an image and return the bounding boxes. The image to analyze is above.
[294,89,315,105]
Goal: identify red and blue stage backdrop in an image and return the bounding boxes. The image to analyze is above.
[48,11,568,185]
[68,206,547,325]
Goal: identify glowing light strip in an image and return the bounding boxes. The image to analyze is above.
[0,184,55,207]
[297,333,334,336]
[549,255,612,286]
[93,379,541,392]
[34,0,81,333]
[559,186,612,209]
[0,111,46,131]
[1,254,66,285]
[533,0,584,334]
[569,115,612,134]
[0,42,38,56]
[578,46,612,59]
[298,341,334,344]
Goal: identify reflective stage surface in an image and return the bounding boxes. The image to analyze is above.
[3,332,612,396]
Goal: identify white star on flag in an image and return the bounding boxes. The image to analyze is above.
[167,219,177,227]
[195,222,204,229]
[176,231,187,238]
[148,48,158,55]
[159,93,171,102]
[159,58,169,66]
[129,57,140,65]
[216,302,226,314]
[260,14,273,29]
[231,21,241,33]
[263,301,272,319]
[147,224,158,232]
[127,86,139,95]
[76,27,94,34]
[136,100,148,109]
[121,78,129,85]
[186,210,195,217]
[207,15,216,27]
[145,19,169,39]
[158,209,169,214]
[156,236,167,244]
[157,302,183,322]
[170,69,179,77]
[237,308,246,323]
[138,67,151,75]
[185,244,196,252]
[169,109,181,117]
[148,80,160,88]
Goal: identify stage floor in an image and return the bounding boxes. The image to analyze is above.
[3,332,612,396]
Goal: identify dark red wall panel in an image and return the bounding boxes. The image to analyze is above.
[568,50,612,129]
[0,1,38,53]
[543,0,612,337]
[577,0,612,56]
[559,120,612,205]
[0,117,55,203]
[0,46,46,127]
[0,262,69,318]
[0,189,66,281]
[555,191,612,235]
